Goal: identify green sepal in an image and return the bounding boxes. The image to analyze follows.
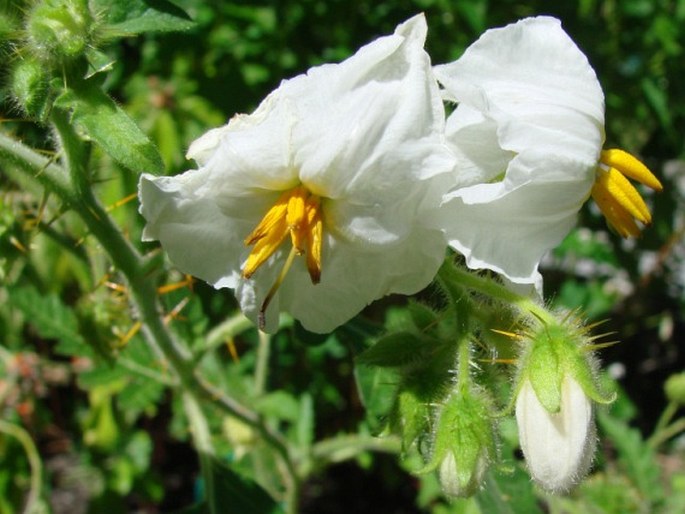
[420,387,495,497]
[515,313,616,414]
[54,80,164,173]
[9,56,53,121]
[85,48,116,79]
[391,386,433,456]
[526,332,563,413]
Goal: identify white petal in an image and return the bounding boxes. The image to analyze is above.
[516,378,595,492]
[434,16,604,164]
[192,89,300,192]
[237,225,448,333]
[441,151,593,283]
[139,170,278,289]
[281,14,452,241]
[434,17,605,283]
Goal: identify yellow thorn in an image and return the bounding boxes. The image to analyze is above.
[226,338,240,363]
[490,329,525,340]
[116,321,142,348]
[157,276,195,295]
[106,192,138,212]
[104,281,128,294]
[163,296,190,324]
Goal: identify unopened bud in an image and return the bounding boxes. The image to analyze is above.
[665,372,685,406]
[427,386,495,497]
[512,311,613,492]
[10,56,51,120]
[26,0,94,60]
[516,377,596,492]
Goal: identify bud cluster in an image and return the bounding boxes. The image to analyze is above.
[2,0,103,119]
[360,263,615,498]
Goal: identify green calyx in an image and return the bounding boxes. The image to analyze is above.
[516,313,615,414]
[424,386,496,497]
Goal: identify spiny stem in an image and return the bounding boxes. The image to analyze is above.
[1,124,300,508]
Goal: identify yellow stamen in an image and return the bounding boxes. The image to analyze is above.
[600,149,663,192]
[242,186,324,328]
[591,148,662,238]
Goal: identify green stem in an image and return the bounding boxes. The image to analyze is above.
[439,259,554,324]
[311,434,401,465]
[0,125,300,505]
[647,416,685,450]
[254,330,271,396]
[203,312,254,353]
[0,131,73,203]
[456,336,472,393]
[0,420,43,514]
[183,393,217,513]
[650,400,678,438]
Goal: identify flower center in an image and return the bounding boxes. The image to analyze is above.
[591,149,663,238]
[243,185,323,328]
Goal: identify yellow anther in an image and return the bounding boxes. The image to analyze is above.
[305,196,323,284]
[595,167,651,224]
[242,185,324,328]
[600,149,663,192]
[592,148,662,238]
[286,186,309,254]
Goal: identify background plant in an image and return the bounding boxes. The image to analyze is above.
[1,1,684,513]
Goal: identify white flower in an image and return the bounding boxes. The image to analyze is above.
[516,377,596,493]
[138,15,454,333]
[433,17,605,286]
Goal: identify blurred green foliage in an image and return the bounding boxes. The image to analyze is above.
[1,0,685,513]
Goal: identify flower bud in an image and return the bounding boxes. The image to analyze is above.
[26,0,94,60]
[426,386,496,497]
[10,56,51,119]
[665,372,685,406]
[512,312,612,492]
[516,377,595,492]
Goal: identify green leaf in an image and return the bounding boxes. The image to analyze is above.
[55,81,164,173]
[357,331,434,368]
[254,391,300,422]
[477,468,544,514]
[95,0,194,34]
[178,459,283,514]
[118,377,165,413]
[8,285,91,357]
[354,364,400,435]
[598,410,664,504]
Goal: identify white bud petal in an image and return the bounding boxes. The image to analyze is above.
[439,450,488,498]
[516,377,596,492]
